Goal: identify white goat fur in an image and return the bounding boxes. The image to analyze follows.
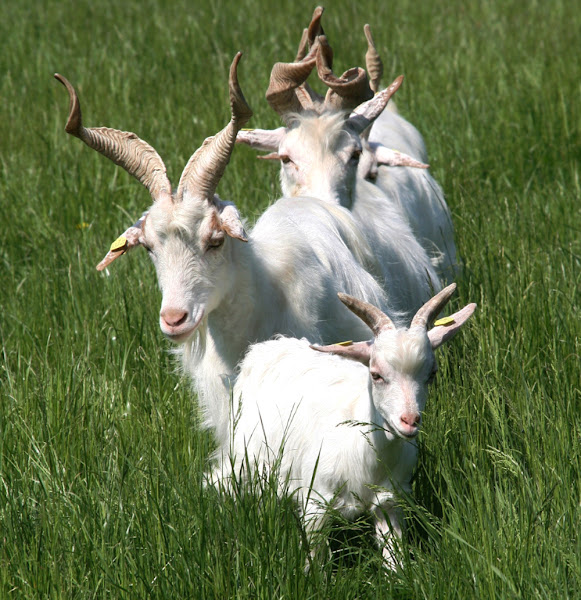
[266,111,441,317]
[145,194,393,445]
[212,296,476,566]
[365,109,458,281]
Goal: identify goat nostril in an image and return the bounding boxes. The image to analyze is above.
[401,413,421,427]
[161,309,188,328]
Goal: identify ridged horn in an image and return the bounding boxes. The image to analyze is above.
[364,24,383,94]
[337,293,395,336]
[265,44,319,116]
[54,73,172,203]
[411,283,457,329]
[306,6,325,47]
[176,52,252,203]
[316,36,374,111]
[295,28,310,62]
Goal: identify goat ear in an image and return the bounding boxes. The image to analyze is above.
[96,213,147,271]
[310,341,372,366]
[214,198,248,242]
[428,303,477,349]
[371,142,429,169]
[236,127,286,152]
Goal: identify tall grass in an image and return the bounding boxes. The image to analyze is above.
[1,0,579,597]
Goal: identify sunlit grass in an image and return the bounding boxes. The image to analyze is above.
[1,0,579,597]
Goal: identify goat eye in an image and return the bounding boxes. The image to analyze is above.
[206,233,225,250]
[350,149,362,162]
[370,371,383,383]
[280,155,292,165]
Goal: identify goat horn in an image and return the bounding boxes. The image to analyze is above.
[316,36,374,111]
[337,293,394,336]
[307,6,325,47]
[299,6,326,106]
[265,44,319,116]
[295,28,310,62]
[266,8,326,117]
[347,75,404,134]
[295,5,325,63]
[364,25,383,94]
[176,52,252,203]
[54,74,172,203]
[411,283,457,329]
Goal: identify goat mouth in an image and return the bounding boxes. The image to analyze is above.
[399,428,419,439]
[162,310,204,343]
[383,419,419,440]
[395,424,419,439]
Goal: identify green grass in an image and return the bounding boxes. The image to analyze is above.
[1,0,579,597]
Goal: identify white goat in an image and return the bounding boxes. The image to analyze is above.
[239,18,458,283]
[238,65,441,319]
[212,283,476,567]
[362,99,458,282]
[360,23,458,281]
[55,55,393,444]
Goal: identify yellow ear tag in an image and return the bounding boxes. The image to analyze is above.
[241,128,255,131]
[336,340,353,346]
[434,316,455,327]
[110,236,128,253]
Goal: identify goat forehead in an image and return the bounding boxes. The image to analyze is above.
[374,330,433,376]
[287,112,358,156]
[147,200,209,241]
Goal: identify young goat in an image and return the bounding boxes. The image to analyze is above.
[212,283,476,567]
[56,55,392,444]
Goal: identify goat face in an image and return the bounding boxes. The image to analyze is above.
[311,284,476,440]
[143,197,244,343]
[274,113,363,209]
[369,329,435,440]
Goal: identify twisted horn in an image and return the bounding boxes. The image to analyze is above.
[411,283,457,329]
[295,5,325,61]
[316,36,374,111]
[295,28,310,62]
[364,24,383,94]
[266,7,325,117]
[265,45,319,116]
[306,6,325,47]
[176,52,252,202]
[337,293,395,336]
[54,74,172,203]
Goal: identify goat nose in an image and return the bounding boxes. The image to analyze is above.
[400,412,421,427]
[160,308,188,328]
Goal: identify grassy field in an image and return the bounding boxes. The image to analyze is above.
[1,0,579,597]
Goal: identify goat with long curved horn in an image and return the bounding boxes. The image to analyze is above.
[56,53,252,271]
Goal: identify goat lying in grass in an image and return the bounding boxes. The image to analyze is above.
[56,54,393,444]
[212,283,476,568]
